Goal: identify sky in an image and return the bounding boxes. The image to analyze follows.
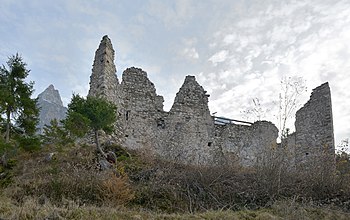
[0,0,349,147]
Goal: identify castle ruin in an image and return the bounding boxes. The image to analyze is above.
[88,35,335,168]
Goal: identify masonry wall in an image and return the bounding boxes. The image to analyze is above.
[88,35,119,104]
[283,132,296,169]
[117,67,166,153]
[163,76,221,165]
[87,35,335,168]
[294,82,335,168]
[215,121,278,166]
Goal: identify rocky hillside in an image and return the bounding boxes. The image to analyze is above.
[37,84,67,133]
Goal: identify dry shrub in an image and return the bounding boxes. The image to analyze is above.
[129,148,350,213]
[3,141,350,214]
[5,161,106,205]
[1,195,350,220]
[4,145,95,205]
[101,173,135,206]
[131,161,266,212]
[2,143,138,208]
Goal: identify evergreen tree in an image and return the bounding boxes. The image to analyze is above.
[42,118,72,147]
[65,94,117,157]
[0,54,39,142]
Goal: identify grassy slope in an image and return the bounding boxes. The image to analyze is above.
[1,144,350,219]
[1,196,350,220]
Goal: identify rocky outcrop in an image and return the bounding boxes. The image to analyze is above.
[37,85,67,133]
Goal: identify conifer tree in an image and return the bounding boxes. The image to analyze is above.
[65,94,117,157]
[0,54,39,142]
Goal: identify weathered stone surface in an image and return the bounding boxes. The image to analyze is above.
[37,84,67,133]
[117,67,166,152]
[170,75,210,115]
[88,35,119,104]
[163,76,219,165]
[294,82,335,168]
[99,159,113,170]
[87,35,335,168]
[217,121,278,166]
[283,132,296,169]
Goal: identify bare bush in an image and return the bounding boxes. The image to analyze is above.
[130,147,350,213]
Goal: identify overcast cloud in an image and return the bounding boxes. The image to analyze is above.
[0,0,349,146]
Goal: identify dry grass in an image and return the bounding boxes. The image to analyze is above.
[2,142,350,219]
[2,143,135,207]
[1,195,350,220]
[102,174,135,206]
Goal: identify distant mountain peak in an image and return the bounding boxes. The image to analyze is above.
[38,84,64,106]
[37,84,67,133]
[47,84,55,89]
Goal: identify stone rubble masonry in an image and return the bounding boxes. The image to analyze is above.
[117,67,166,152]
[294,82,335,168]
[88,35,119,104]
[216,121,279,166]
[165,76,219,165]
[87,35,335,167]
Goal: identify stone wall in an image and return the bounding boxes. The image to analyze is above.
[88,35,119,104]
[117,67,166,152]
[283,132,296,169]
[294,82,335,168]
[216,121,278,166]
[163,76,220,165]
[87,35,335,168]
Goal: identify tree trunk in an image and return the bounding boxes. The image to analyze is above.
[5,108,10,143]
[94,129,106,158]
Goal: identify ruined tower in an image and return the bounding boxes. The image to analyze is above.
[88,35,119,103]
[295,82,335,168]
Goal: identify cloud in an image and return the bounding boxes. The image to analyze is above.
[195,0,350,143]
[208,50,229,66]
[178,37,199,60]
[1,0,349,145]
[146,0,195,28]
[182,47,199,59]
[223,34,236,45]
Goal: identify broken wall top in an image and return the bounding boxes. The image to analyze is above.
[170,75,211,115]
[88,35,119,102]
[121,67,164,112]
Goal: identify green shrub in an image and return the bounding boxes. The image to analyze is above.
[41,119,73,147]
[0,142,13,156]
[17,136,41,152]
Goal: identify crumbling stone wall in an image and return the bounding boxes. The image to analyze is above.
[118,67,166,152]
[88,35,119,104]
[87,35,335,167]
[283,132,296,169]
[294,82,335,168]
[215,121,278,166]
[163,76,221,165]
